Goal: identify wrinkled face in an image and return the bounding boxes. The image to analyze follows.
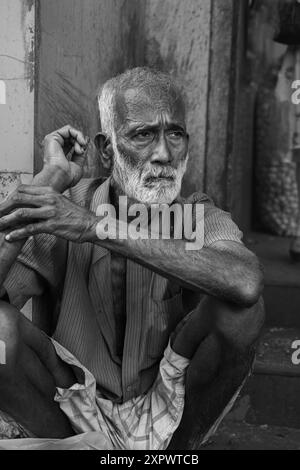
[111,86,189,204]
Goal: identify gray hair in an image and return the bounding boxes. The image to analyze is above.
[97,67,184,138]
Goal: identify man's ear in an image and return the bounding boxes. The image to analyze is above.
[94,132,114,170]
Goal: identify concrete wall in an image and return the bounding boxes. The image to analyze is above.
[35,0,248,222]
[35,0,144,175]
[0,0,35,199]
[35,0,212,189]
[142,0,211,196]
[0,0,35,319]
[2,0,281,236]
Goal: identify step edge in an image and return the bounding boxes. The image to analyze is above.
[254,362,300,378]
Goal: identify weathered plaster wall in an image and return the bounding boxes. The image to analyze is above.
[0,0,35,320]
[142,0,212,196]
[35,0,212,191]
[35,0,143,175]
[0,0,35,198]
[36,0,247,220]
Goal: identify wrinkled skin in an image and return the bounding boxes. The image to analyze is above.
[0,86,264,444]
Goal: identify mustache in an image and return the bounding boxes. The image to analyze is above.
[112,141,188,191]
[142,166,178,184]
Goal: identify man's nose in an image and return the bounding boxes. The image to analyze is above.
[150,135,172,164]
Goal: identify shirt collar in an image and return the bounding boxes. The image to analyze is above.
[90,176,112,263]
[90,175,112,213]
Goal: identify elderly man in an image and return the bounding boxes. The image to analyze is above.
[0,67,264,449]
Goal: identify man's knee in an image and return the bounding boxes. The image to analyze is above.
[208,295,265,351]
[0,301,21,378]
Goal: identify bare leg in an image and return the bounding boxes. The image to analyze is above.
[0,301,77,438]
[168,295,265,449]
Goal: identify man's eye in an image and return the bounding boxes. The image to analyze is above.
[167,131,184,139]
[133,131,153,141]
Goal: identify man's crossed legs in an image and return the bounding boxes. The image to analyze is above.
[0,296,264,448]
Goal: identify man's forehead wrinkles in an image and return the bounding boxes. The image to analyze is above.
[126,103,172,118]
[114,88,186,133]
[119,89,179,112]
[125,114,182,125]
[125,117,146,125]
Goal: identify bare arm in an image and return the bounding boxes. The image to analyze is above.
[0,125,89,295]
[96,234,263,307]
[0,168,69,293]
[1,190,263,308]
[0,125,262,308]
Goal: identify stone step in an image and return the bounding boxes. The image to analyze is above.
[254,327,300,376]
[235,327,300,429]
[202,421,300,450]
[244,232,300,327]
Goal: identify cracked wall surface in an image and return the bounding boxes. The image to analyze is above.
[0,0,35,200]
[36,0,212,193]
[143,0,211,196]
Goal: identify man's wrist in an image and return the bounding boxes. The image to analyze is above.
[32,165,71,193]
[81,214,100,243]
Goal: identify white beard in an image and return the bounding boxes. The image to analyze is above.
[111,133,188,204]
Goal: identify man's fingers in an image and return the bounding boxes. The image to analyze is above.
[5,222,50,242]
[0,197,20,216]
[74,141,85,155]
[0,206,56,230]
[0,191,54,217]
[16,185,55,195]
[55,125,88,147]
[44,127,67,146]
[45,125,89,149]
[68,128,88,147]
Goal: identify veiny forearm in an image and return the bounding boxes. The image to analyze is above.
[93,230,263,307]
[0,178,263,307]
[32,165,70,193]
[0,167,67,292]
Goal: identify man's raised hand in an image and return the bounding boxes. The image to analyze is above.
[41,125,89,191]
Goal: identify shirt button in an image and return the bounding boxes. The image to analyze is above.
[126,385,132,392]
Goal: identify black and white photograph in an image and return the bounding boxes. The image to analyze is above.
[0,0,299,455]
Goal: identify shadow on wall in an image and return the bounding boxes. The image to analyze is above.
[35,0,212,197]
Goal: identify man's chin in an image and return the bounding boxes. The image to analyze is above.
[134,184,180,205]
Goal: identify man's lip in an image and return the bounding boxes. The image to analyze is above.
[145,175,175,183]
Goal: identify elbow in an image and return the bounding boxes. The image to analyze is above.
[236,264,264,308]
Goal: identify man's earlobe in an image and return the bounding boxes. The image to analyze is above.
[94,132,113,170]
